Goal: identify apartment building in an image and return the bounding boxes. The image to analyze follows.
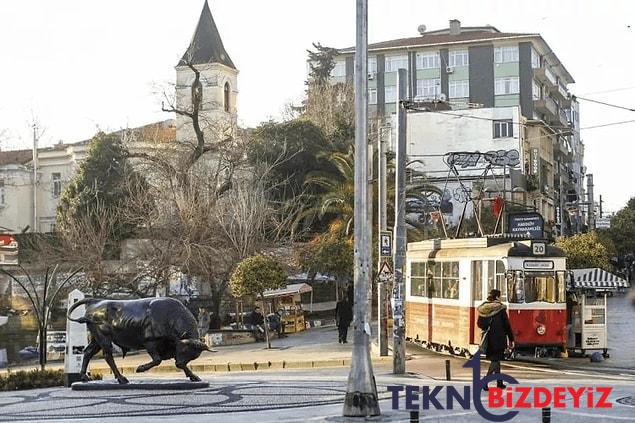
[331,19,586,235]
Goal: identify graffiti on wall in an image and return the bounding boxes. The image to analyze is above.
[444,149,520,169]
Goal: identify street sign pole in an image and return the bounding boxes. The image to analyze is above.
[392,68,407,374]
[377,125,389,357]
[378,230,391,357]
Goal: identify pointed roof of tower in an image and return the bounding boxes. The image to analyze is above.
[178,1,236,69]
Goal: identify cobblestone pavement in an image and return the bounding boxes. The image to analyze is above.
[0,367,633,422]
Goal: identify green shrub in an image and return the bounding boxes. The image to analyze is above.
[0,369,102,391]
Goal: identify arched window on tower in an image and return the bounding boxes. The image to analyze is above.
[224,82,230,112]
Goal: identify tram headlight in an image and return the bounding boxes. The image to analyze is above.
[536,325,546,335]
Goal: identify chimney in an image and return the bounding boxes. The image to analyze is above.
[449,19,461,35]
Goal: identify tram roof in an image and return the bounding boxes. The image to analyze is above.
[407,237,566,259]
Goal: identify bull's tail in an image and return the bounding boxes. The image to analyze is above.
[67,297,99,324]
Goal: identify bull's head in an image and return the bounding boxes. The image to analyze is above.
[176,338,210,363]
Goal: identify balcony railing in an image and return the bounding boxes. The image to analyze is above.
[534,67,557,87]
[534,97,558,120]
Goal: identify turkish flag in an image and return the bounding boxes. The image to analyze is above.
[493,196,504,217]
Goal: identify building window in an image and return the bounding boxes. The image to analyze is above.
[330,60,346,78]
[52,173,62,198]
[416,78,440,99]
[532,80,542,100]
[494,46,519,63]
[368,88,377,104]
[493,120,514,138]
[449,50,469,67]
[416,52,440,69]
[224,82,230,113]
[385,85,397,103]
[0,179,5,206]
[531,47,541,69]
[385,55,408,72]
[368,56,377,74]
[449,80,469,98]
[495,77,520,95]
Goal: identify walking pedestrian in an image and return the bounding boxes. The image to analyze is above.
[477,289,514,391]
[335,297,353,343]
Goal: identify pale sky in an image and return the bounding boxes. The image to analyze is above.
[0,0,633,213]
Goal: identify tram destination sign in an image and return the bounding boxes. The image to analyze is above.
[508,212,544,239]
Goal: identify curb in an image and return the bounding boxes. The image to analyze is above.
[90,356,392,376]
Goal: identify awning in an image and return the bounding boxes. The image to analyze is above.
[571,268,630,290]
[262,283,313,299]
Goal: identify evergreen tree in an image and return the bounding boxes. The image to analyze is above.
[56,132,147,253]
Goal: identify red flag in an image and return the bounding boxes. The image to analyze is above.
[493,196,504,217]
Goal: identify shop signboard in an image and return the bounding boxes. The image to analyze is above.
[508,212,544,239]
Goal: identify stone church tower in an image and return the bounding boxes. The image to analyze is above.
[175,1,238,143]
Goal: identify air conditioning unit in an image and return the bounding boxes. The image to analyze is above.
[368,72,376,80]
[446,66,454,73]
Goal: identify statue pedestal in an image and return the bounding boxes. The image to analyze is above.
[71,379,209,391]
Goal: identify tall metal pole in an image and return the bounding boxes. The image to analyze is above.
[343,0,380,416]
[392,68,407,374]
[377,124,388,357]
[32,123,38,232]
[587,174,595,229]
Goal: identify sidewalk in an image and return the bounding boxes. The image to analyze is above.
[1,326,392,376]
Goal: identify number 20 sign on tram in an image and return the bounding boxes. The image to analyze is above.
[405,237,567,357]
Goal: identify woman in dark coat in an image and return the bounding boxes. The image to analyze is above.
[477,289,514,390]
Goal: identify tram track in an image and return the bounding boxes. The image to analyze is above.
[406,341,635,382]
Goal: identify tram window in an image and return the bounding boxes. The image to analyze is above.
[556,271,566,303]
[524,274,563,303]
[443,262,460,299]
[487,260,507,301]
[410,262,427,297]
[429,262,442,298]
[471,261,483,301]
[507,271,524,303]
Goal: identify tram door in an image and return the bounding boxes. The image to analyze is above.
[470,260,484,345]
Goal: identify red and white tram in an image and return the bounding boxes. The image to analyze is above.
[405,237,568,357]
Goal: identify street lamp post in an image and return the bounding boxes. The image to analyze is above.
[343,0,380,417]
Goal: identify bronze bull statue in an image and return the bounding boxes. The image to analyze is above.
[67,297,210,384]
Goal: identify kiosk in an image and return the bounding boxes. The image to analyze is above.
[567,268,624,357]
[262,283,312,333]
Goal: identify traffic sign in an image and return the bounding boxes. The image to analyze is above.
[596,218,611,229]
[378,260,393,282]
[380,231,392,257]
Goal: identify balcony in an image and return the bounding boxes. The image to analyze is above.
[534,97,558,121]
[550,81,569,103]
[534,67,557,87]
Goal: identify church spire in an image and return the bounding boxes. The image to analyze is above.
[178,1,236,69]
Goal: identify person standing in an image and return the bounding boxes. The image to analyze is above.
[335,297,353,343]
[249,306,265,342]
[477,289,514,390]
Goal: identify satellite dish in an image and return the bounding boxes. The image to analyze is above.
[417,24,427,35]
[438,93,447,102]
